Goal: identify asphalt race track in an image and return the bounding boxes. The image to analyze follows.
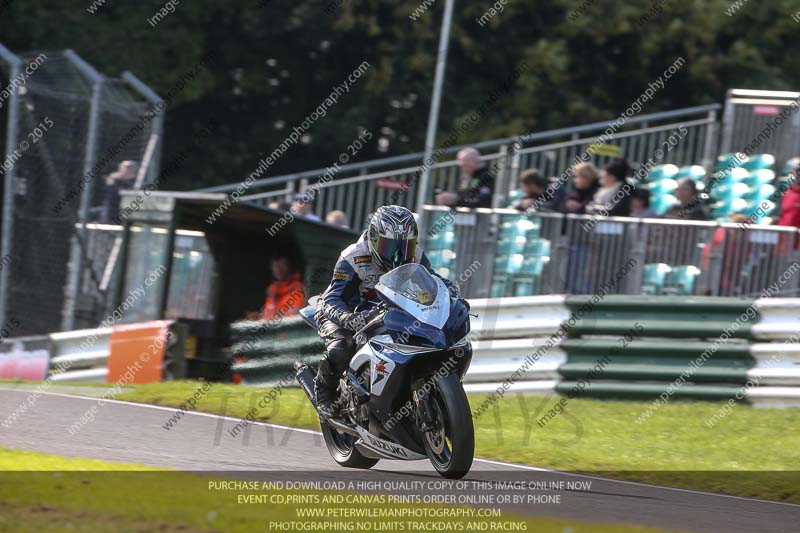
[1,387,798,532]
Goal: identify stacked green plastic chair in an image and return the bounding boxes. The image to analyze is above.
[709,167,750,219]
[742,153,776,171]
[677,165,706,181]
[425,211,456,277]
[644,164,680,215]
[715,153,747,172]
[512,238,550,296]
[641,263,671,295]
[663,265,701,295]
[491,216,545,297]
[505,189,524,208]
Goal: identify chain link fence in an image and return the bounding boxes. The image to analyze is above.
[0,43,164,336]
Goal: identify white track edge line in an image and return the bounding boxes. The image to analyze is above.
[1,387,798,508]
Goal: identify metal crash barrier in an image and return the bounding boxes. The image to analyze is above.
[1,320,187,383]
[229,295,800,407]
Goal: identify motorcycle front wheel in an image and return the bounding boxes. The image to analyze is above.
[420,373,475,479]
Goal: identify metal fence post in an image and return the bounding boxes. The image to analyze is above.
[122,71,166,187]
[705,223,724,296]
[719,90,735,157]
[628,222,646,294]
[701,109,718,171]
[492,145,509,209]
[62,50,104,331]
[0,43,23,330]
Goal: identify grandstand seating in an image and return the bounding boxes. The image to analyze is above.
[424,153,796,299]
[645,153,786,223]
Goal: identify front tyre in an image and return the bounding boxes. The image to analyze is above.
[320,418,379,469]
[421,373,474,479]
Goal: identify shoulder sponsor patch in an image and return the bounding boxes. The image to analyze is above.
[332,269,350,281]
[354,255,372,265]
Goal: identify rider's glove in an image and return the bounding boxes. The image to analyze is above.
[343,310,371,332]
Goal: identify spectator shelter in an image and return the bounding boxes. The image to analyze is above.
[109,191,356,369]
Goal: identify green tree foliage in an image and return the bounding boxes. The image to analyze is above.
[0,0,798,190]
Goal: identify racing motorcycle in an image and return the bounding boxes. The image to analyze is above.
[295,263,474,479]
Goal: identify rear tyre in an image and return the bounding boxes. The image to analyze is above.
[320,419,379,469]
[421,373,474,479]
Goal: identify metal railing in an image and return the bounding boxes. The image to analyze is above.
[198,104,720,226]
[421,206,800,299]
[721,89,800,169]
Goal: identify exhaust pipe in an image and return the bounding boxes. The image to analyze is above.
[295,362,317,406]
[296,361,360,436]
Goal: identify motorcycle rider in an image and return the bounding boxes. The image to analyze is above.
[314,205,459,418]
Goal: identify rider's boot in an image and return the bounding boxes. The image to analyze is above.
[314,359,338,419]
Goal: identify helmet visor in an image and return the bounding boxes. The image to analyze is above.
[373,236,417,267]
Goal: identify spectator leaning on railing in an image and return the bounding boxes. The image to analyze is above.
[507,168,549,211]
[435,147,494,208]
[586,158,632,217]
[662,177,709,221]
[630,188,657,218]
[325,210,350,228]
[557,162,599,214]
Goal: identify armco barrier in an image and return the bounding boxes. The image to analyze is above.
[231,295,800,406]
[0,321,187,383]
[0,336,51,380]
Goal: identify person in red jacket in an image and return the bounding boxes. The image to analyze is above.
[777,167,800,228]
[262,255,306,321]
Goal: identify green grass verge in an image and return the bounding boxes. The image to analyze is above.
[0,448,677,533]
[108,381,800,504]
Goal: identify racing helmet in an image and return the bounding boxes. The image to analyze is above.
[367,205,418,271]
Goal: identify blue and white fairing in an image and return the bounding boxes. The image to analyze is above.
[376,263,451,328]
[347,263,470,396]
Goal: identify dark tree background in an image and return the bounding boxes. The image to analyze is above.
[0,0,798,190]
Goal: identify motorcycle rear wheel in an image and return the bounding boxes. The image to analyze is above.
[320,418,379,469]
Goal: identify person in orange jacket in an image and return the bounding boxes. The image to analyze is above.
[262,255,306,321]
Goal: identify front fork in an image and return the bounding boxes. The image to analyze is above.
[412,380,438,433]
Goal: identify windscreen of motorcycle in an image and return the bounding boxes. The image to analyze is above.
[375,263,451,328]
